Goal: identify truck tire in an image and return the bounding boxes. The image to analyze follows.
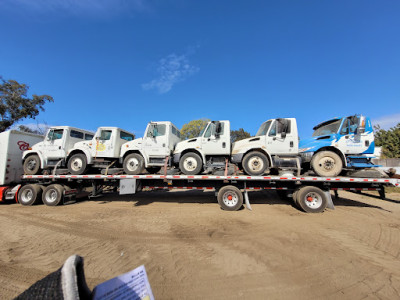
[18,184,43,206]
[146,167,161,174]
[217,185,243,211]
[311,151,342,177]
[242,151,269,176]
[68,153,87,175]
[42,184,64,206]
[179,152,203,175]
[123,153,144,175]
[296,186,328,213]
[23,154,41,175]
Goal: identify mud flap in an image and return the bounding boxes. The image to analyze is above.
[244,190,252,211]
[324,190,335,210]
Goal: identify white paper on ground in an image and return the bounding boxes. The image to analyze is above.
[92,265,154,300]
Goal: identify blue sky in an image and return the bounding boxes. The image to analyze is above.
[1,0,399,138]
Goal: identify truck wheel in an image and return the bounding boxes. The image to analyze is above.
[23,155,41,175]
[296,186,327,213]
[146,167,161,174]
[18,184,43,206]
[217,185,243,211]
[179,152,202,175]
[42,184,64,206]
[68,154,87,175]
[123,153,144,175]
[311,151,342,177]
[242,151,269,176]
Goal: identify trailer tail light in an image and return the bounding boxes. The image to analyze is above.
[28,147,32,150]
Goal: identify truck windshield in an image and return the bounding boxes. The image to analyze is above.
[312,119,342,137]
[256,121,272,136]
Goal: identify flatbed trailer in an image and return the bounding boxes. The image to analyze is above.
[4,173,397,213]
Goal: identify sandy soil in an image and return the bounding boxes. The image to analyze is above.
[1,189,400,299]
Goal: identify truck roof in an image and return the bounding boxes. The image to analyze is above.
[50,126,94,134]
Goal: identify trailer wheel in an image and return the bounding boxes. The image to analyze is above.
[217,185,243,211]
[123,153,145,175]
[23,154,41,175]
[311,151,342,177]
[42,184,64,206]
[18,184,43,206]
[242,151,269,176]
[179,152,203,175]
[68,153,87,175]
[296,186,328,213]
[146,167,161,174]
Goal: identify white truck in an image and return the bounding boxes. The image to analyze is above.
[22,126,94,175]
[66,127,135,175]
[231,118,299,176]
[173,120,231,175]
[120,121,181,174]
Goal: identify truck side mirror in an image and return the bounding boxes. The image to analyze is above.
[357,116,366,134]
[215,122,222,138]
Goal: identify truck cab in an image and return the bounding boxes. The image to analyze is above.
[67,127,135,175]
[299,115,375,177]
[231,118,299,176]
[22,126,94,175]
[173,120,231,175]
[120,121,181,175]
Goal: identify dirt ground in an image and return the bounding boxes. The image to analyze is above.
[1,189,400,299]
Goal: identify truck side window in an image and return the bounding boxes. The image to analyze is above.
[216,123,224,135]
[100,130,112,140]
[85,134,94,140]
[277,119,291,134]
[49,129,63,140]
[172,126,181,139]
[340,117,359,135]
[268,122,276,136]
[204,123,215,138]
[147,124,166,137]
[120,131,134,141]
[70,130,84,139]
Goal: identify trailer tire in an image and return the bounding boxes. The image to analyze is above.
[23,154,41,175]
[146,167,161,174]
[42,184,64,206]
[68,153,87,175]
[179,152,203,175]
[242,151,269,176]
[18,184,42,206]
[217,185,243,211]
[123,153,144,175]
[311,151,342,177]
[296,186,327,213]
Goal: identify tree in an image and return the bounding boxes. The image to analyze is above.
[17,122,49,136]
[181,119,210,139]
[0,77,53,132]
[374,124,400,158]
[231,128,251,143]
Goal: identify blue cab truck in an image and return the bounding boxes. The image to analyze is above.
[299,115,377,177]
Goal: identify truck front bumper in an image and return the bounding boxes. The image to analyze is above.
[173,153,181,165]
[300,152,314,163]
[231,153,244,164]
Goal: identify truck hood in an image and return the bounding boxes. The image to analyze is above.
[299,135,336,152]
[232,136,264,155]
[174,138,200,154]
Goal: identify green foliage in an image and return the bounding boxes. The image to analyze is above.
[0,77,53,132]
[231,128,251,143]
[374,124,400,158]
[181,119,210,139]
[17,123,47,136]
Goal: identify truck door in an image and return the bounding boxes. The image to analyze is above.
[44,129,66,159]
[144,124,169,157]
[265,119,297,155]
[201,122,230,155]
[337,116,369,155]
[95,129,115,158]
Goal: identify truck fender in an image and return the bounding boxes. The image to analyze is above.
[240,147,273,167]
[22,150,46,169]
[120,149,148,167]
[67,148,93,165]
